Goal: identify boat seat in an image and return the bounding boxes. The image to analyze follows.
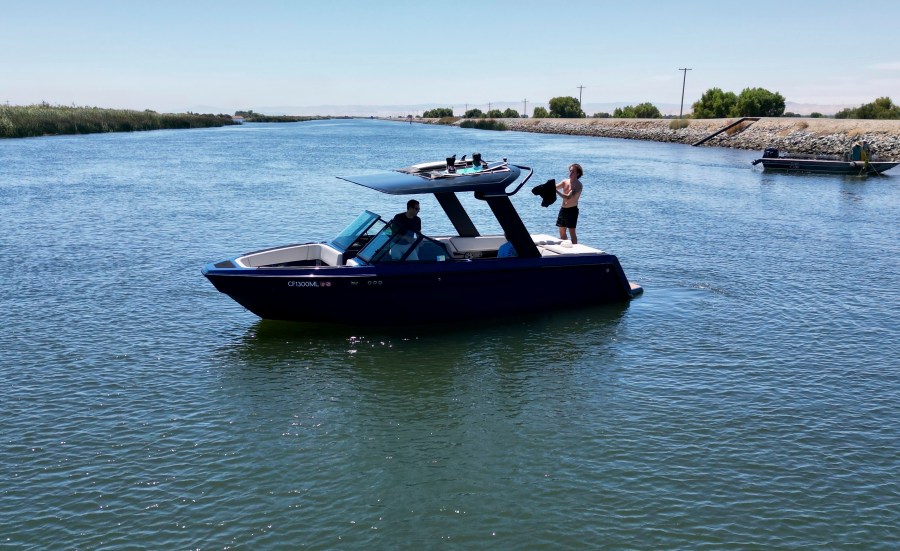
[542,244,604,255]
[318,244,344,266]
[447,236,507,254]
[415,241,451,261]
[240,243,343,267]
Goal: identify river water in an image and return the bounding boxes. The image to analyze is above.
[2,119,898,549]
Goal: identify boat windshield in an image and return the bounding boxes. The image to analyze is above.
[355,225,451,264]
[329,211,383,252]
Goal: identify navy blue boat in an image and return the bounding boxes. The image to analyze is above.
[202,157,642,324]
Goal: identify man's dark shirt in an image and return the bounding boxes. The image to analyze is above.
[391,212,421,237]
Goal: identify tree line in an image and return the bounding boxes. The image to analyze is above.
[234,110,326,123]
[833,97,900,119]
[422,107,523,118]
[421,94,899,120]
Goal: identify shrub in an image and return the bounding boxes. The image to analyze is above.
[668,118,690,129]
[692,88,738,118]
[692,87,785,118]
[735,87,785,117]
[459,119,507,131]
[423,107,454,118]
[548,96,585,118]
[614,102,662,118]
[835,97,900,119]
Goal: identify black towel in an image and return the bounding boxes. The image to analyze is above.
[531,179,557,207]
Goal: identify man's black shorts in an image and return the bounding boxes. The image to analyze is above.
[555,206,579,228]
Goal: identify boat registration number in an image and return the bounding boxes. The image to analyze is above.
[287,280,332,288]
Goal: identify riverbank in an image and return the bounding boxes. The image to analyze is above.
[417,117,900,159]
[0,104,235,139]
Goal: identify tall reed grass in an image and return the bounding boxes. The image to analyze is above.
[239,114,326,123]
[0,103,235,138]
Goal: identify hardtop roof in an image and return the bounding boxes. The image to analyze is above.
[336,162,523,195]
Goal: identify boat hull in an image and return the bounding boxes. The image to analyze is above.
[757,158,898,175]
[203,255,641,324]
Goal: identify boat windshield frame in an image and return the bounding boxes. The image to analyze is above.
[355,225,451,265]
[329,210,384,252]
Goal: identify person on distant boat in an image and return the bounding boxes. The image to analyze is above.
[389,199,421,260]
[555,163,584,244]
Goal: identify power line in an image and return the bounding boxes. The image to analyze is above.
[678,68,692,118]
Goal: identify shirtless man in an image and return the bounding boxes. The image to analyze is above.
[555,163,584,244]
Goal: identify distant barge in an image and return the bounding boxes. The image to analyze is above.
[752,146,898,175]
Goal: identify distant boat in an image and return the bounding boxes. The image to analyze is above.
[752,147,898,175]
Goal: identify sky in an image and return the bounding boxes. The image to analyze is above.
[3,0,899,116]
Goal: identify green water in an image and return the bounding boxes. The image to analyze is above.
[2,120,898,549]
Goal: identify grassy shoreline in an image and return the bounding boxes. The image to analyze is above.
[0,104,236,139]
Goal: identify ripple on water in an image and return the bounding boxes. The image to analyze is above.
[2,121,899,548]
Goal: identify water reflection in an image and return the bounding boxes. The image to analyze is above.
[214,303,632,405]
[758,170,878,186]
[210,303,633,498]
[233,301,628,355]
[207,303,633,494]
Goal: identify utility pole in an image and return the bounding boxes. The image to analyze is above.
[678,68,692,118]
[577,85,585,105]
[523,98,527,117]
